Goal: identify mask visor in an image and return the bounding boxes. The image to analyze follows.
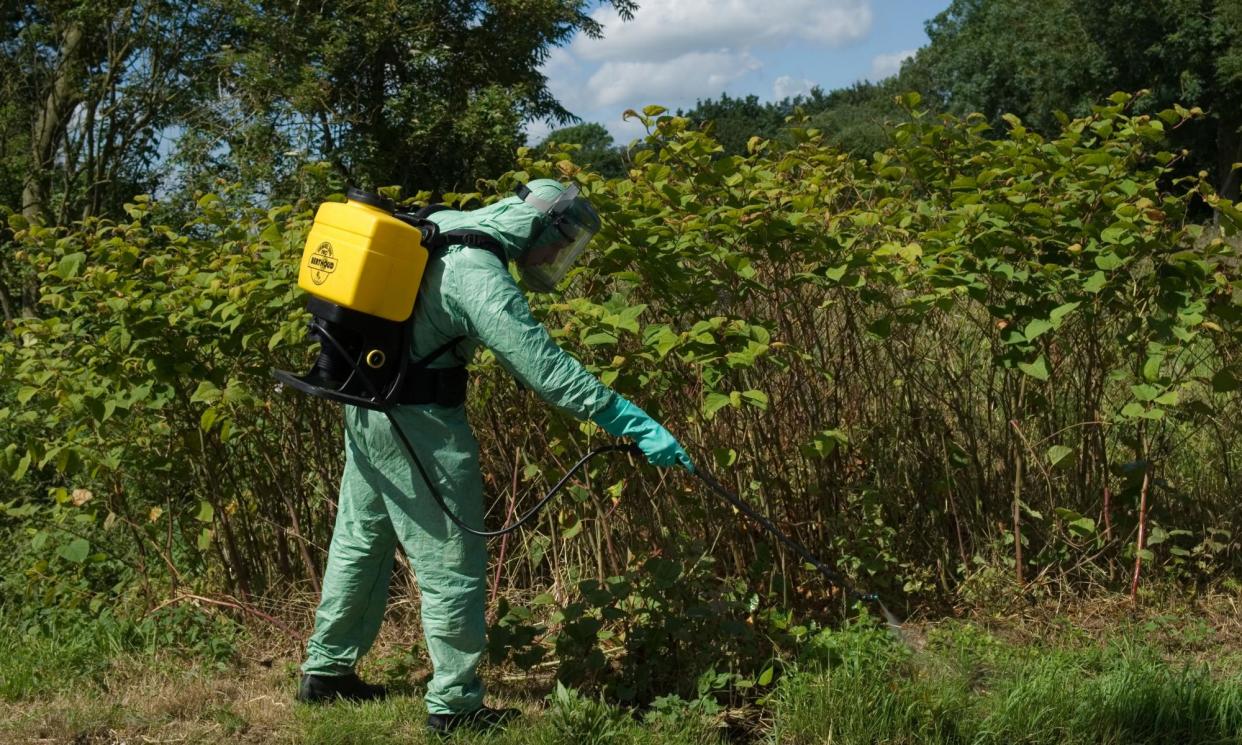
[516,185,601,292]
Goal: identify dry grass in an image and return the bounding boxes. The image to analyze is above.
[0,654,294,744]
[5,588,1242,744]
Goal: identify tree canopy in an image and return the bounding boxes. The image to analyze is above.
[536,122,627,179]
[0,0,640,228]
[913,0,1242,196]
[673,1,1240,198]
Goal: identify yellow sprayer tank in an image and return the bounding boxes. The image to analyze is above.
[298,190,428,322]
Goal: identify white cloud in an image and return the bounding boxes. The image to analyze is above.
[774,75,815,100]
[532,0,880,143]
[869,48,916,81]
[587,50,762,109]
[603,115,651,146]
[576,0,873,63]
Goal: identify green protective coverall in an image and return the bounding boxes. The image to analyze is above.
[301,180,622,715]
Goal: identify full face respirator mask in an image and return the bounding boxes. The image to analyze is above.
[514,183,601,292]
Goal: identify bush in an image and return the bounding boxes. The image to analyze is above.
[1,93,1240,702]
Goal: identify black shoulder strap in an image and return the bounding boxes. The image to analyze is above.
[413,204,451,220]
[437,229,508,268]
[404,224,507,369]
[399,208,509,269]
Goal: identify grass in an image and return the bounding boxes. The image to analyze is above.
[4,601,1242,744]
[772,620,1242,744]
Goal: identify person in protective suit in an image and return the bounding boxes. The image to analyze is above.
[296,180,693,735]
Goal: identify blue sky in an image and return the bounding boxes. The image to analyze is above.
[529,0,950,144]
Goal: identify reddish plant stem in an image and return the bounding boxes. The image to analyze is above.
[1009,418,1025,586]
[490,448,521,607]
[1130,456,1152,604]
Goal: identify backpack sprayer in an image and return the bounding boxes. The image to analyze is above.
[274,189,901,633]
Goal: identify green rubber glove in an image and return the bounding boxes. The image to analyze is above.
[592,395,694,472]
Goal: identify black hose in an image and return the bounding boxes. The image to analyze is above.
[690,468,878,603]
[689,468,907,644]
[310,322,905,634]
[385,406,638,537]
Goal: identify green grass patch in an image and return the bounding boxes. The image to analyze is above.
[5,605,1242,744]
[772,620,1242,744]
[0,602,238,701]
[291,683,725,745]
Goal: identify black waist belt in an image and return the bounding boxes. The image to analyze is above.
[397,365,469,407]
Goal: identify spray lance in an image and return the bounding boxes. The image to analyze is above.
[273,188,901,634]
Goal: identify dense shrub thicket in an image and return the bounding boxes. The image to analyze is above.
[1,94,1239,691]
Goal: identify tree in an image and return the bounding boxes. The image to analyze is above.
[538,122,626,178]
[2,1,225,224]
[913,0,1242,198]
[679,93,793,157]
[677,86,915,161]
[807,81,912,158]
[0,1,225,326]
[204,0,638,199]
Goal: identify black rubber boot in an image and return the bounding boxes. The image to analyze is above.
[296,672,387,704]
[426,706,520,736]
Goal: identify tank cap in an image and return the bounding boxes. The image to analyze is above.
[346,187,396,214]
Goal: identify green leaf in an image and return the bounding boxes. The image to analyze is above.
[1082,271,1107,293]
[1142,354,1163,383]
[195,501,214,523]
[58,538,89,563]
[1023,318,1054,341]
[741,390,769,409]
[1094,252,1124,270]
[561,518,583,540]
[644,325,679,358]
[824,264,849,281]
[260,222,282,244]
[1049,302,1080,326]
[1055,507,1084,522]
[53,252,86,279]
[190,381,221,404]
[197,528,214,551]
[802,429,848,458]
[867,317,892,339]
[12,453,30,481]
[1100,226,1128,244]
[1069,517,1096,538]
[1154,390,1179,406]
[758,666,775,686]
[703,392,732,419]
[1018,355,1049,381]
[1047,445,1073,466]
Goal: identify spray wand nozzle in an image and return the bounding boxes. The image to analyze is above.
[686,466,906,642]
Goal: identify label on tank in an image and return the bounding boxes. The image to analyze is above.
[308,242,338,285]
